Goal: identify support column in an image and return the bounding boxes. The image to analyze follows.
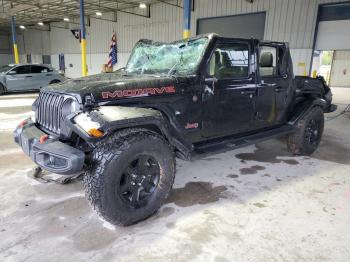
[11,16,19,64]
[80,0,87,76]
[183,0,192,39]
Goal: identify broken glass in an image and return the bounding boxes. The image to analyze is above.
[125,37,209,76]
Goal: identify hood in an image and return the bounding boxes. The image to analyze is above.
[43,71,180,103]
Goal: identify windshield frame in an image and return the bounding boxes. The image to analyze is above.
[125,36,211,76]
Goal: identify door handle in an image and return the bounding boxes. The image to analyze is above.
[274,87,286,93]
[240,90,256,95]
[46,74,52,76]
[25,76,32,78]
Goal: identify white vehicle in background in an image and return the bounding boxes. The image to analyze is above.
[0,64,65,95]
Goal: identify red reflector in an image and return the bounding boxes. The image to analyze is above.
[39,135,49,144]
[19,120,27,128]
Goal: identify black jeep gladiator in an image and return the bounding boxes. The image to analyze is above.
[14,34,336,225]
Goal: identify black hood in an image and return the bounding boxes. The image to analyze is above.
[43,71,180,103]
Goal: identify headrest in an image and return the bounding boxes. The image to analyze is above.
[221,52,231,67]
[260,52,273,67]
[214,51,221,64]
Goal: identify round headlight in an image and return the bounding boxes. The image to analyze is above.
[61,98,79,120]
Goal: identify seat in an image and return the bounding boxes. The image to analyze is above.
[259,52,275,76]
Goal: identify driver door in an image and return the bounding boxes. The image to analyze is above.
[202,40,257,138]
[6,65,34,91]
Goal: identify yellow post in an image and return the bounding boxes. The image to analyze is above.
[183,30,190,39]
[11,16,20,64]
[183,0,191,39]
[81,39,87,77]
[13,44,19,64]
[312,70,317,78]
[79,0,88,77]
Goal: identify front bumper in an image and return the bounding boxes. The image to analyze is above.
[13,119,85,175]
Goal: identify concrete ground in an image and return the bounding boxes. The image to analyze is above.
[0,88,349,262]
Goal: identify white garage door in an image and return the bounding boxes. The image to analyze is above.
[315,20,350,50]
[330,51,350,87]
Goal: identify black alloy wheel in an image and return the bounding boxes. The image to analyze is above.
[287,106,324,155]
[304,119,320,147]
[119,154,161,208]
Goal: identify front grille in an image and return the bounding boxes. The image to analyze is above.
[36,92,65,134]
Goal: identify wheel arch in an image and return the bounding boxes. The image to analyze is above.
[288,98,326,126]
[49,79,61,84]
[69,106,193,159]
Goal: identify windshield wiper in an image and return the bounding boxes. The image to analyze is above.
[167,60,180,76]
[167,44,186,76]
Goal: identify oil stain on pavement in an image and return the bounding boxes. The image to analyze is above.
[235,143,300,165]
[166,182,227,207]
[239,165,266,175]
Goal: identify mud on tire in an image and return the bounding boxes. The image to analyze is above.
[83,128,175,226]
[287,106,324,155]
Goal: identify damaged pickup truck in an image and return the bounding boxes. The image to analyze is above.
[14,34,336,225]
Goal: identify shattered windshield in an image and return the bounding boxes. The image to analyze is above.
[125,37,209,76]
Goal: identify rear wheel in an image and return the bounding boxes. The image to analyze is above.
[83,129,175,226]
[287,106,324,155]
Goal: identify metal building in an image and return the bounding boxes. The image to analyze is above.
[1,0,349,82]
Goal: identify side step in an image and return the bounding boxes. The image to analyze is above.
[194,125,295,155]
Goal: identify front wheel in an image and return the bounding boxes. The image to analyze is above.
[83,129,175,226]
[49,79,61,85]
[287,106,324,155]
[0,83,6,95]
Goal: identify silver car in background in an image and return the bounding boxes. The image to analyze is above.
[0,64,65,94]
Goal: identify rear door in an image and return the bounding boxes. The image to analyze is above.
[30,65,52,89]
[254,43,292,128]
[202,40,257,138]
[5,65,34,91]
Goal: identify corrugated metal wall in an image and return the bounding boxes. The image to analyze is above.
[0,31,11,66]
[4,0,349,76]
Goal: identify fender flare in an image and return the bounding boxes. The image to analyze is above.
[288,98,327,126]
[68,106,193,158]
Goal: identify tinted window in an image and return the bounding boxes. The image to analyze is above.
[12,66,31,74]
[208,43,249,79]
[31,66,49,74]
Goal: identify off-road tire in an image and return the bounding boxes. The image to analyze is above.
[0,83,6,95]
[287,106,324,155]
[83,128,175,226]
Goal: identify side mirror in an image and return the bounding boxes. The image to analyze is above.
[7,71,16,75]
[204,77,218,95]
